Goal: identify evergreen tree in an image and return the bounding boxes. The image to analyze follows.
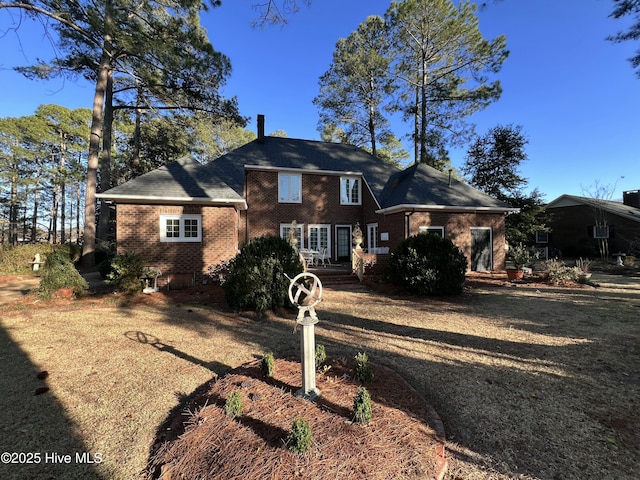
[385,0,508,167]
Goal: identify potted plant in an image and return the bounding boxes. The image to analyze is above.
[506,243,536,281]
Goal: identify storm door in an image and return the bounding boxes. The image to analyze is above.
[470,227,492,271]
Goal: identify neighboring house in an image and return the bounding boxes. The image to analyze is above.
[544,191,640,257]
[97,115,516,286]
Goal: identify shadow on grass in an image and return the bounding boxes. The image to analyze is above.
[0,325,103,480]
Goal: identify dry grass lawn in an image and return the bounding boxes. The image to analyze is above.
[0,272,638,479]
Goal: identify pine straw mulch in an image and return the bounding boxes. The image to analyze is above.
[146,358,446,480]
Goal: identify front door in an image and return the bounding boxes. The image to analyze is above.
[336,225,352,263]
[471,227,492,271]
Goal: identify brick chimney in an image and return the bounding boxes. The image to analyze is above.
[257,114,265,143]
[623,190,640,208]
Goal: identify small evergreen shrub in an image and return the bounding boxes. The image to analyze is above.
[287,418,312,454]
[315,344,327,369]
[223,236,304,315]
[352,387,372,424]
[106,252,146,293]
[261,352,275,377]
[38,248,88,299]
[388,233,467,295]
[354,352,373,383]
[224,391,243,418]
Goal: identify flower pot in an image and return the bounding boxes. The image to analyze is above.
[506,268,524,281]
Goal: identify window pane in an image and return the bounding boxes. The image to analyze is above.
[279,174,301,202]
[184,219,199,238]
[351,179,359,203]
[166,219,180,237]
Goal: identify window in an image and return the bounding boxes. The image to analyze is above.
[367,223,379,250]
[278,173,301,203]
[160,215,202,242]
[593,225,609,239]
[308,225,330,252]
[340,177,361,205]
[418,226,444,237]
[535,231,549,243]
[280,223,304,250]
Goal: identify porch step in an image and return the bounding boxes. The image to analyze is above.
[309,268,365,291]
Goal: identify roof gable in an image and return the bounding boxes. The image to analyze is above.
[97,155,245,206]
[546,194,640,223]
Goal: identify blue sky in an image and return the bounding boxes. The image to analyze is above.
[1,0,638,201]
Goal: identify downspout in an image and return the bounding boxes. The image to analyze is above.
[244,169,249,244]
[406,210,415,239]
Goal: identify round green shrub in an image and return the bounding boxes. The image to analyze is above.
[38,248,88,299]
[224,391,243,418]
[223,236,304,315]
[106,252,146,293]
[0,243,56,275]
[388,233,467,295]
[261,352,275,377]
[287,418,312,454]
[352,387,372,424]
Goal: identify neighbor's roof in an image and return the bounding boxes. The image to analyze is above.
[377,162,517,213]
[546,194,640,223]
[96,155,247,208]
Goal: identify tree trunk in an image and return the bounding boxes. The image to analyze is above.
[81,39,111,266]
[60,136,67,244]
[31,159,41,242]
[97,68,114,244]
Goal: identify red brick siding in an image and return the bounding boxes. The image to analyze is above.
[116,204,239,285]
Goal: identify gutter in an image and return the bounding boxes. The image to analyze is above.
[376,203,519,215]
[95,193,248,210]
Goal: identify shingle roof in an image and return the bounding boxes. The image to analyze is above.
[378,162,515,211]
[98,136,514,212]
[97,155,246,206]
[546,195,640,223]
[206,136,400,202]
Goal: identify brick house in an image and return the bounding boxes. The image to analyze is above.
[544,191,640,257]
[97,115,516,285]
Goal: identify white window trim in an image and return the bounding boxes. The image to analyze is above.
[340,176,361,205]
[280,223,304,250]
[419,226,445,237]
[278,173,302,203]
[307,224,331,252]
[160,214,202,242]
[367,223,379,250]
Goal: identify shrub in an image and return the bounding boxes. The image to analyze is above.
[315,344,327,369]
[106,252,146,293]
[224,391,243,418]
[0,243,56,274]
[352,387,372,425]
[287,418,312,454]
[388,233,467,295]
[261,352,275,377]
[544,259,579,285]
[38,248,88,299]
[353,352,373,384]
[223,236,304,315]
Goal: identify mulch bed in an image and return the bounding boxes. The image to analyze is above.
[146,359,446,480]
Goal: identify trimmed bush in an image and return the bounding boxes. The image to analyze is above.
[106,252,145,293]
[38,248,88,299]
[261,352,275,377]
[353,352,373,384]
[388,233,467,295]
[287,418,312,454]
[224,391,243,418]
[352,387,372,424]
[223,236,304,315]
